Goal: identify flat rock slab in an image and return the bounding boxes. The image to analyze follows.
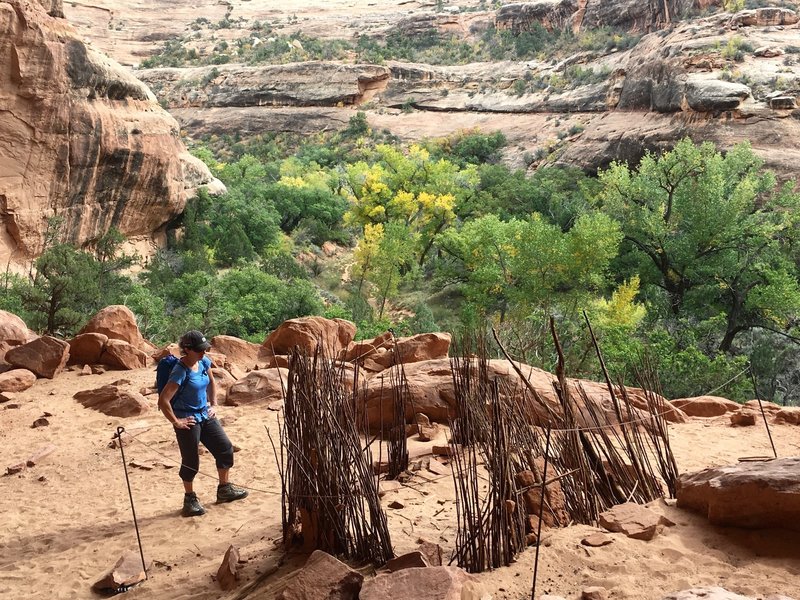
[663,588,797,600]
[360,566,475,600]
[599,502,674,541]
[676,457,800,530]
[276,550,362,600]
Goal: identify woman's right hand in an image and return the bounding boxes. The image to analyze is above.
[173,416,196,430]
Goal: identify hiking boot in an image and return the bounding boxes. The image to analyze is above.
[217,482,248,504]
[182,492,206,517]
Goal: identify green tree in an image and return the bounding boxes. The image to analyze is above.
[597,139,800,352]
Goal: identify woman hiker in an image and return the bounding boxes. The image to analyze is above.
[158,330,248,516]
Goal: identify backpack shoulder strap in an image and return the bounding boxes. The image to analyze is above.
[172,361,191,397]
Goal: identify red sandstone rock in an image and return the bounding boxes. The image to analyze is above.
[342,331,393,362]
[773,407,800,425]
[369,333,452,369]
[671,396,741,417]
[68,333,108,365]
[210,335,269,369]
[6,336,69,378]
[216,545,240,591]
[598,502,674,541]
[729,410,756,426]
[263,316,356,357]
[276,550,363,600]
[225,369,288,406]
[385,551,430,572]
[100,339,149,370]
[360,357,675,432]
[0,310,35,345]
[0,368,37,392]
[676,457,800,530]
[92,551,147,593]
[79,306,147,349]
[0,1,217,265]
[359,566,475,600]
[74,385,150,417]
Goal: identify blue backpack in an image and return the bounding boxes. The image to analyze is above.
[156,355,210,396]
[156,355,187,395]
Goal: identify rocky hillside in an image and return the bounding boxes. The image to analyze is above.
[62,0,800,180]
[0,0,219,266]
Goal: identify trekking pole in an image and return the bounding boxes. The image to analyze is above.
[113,426,148,580]
[530,426,552,600]
[749,368,777,459]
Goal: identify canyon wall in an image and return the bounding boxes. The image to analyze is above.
[0,0,218,265]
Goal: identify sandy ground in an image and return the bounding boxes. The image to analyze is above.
[1,365,799,600]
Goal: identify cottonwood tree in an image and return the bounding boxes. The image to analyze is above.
[597,139,800,352]
[436,212,622,369]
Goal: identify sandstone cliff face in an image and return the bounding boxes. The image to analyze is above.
[60,0,800,181]
[0,0,218,264]
[137,2,800,179]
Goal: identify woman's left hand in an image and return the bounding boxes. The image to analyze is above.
[208,404,217,419]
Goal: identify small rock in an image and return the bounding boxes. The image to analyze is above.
[427,458,451,477]
[730,410,756,426]
[91,365,106,375]
[599,502,673,541]
[217,545,240,591]
[80,364,92,376]
[92,551,148,593]
[388,500,405,509]
[581,533,614,547]
[386,551,430,572]
[6,463,25,475]
[582,586,608,600]
[31,417,50,428]
[379,480,402,497]
[5,403,20,409]
[267,400,284,411]
[38,475,47,482]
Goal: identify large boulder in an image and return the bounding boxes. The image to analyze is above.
[225,369,288,406]
[676,457,800,530]
[342,331,393,362]
[68,332,108,365]
[210,335,268,370]
[78,306,146,349]
[263,317,356,357]
[670,396,741,417]
[684,76,751,112]
[360,358,678,432]
[729,8,799,28]
[368,333,451,370]
[6,336,69,378]
[99,339,149,370]
[74,385,150,417]
[0,0,218,266]
[0,310,35,345]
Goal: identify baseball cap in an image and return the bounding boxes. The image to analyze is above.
[179,330,212,352]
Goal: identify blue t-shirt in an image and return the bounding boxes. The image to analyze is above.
[169,356,212,422]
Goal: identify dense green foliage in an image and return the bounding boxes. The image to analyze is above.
[6,121,800,406]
